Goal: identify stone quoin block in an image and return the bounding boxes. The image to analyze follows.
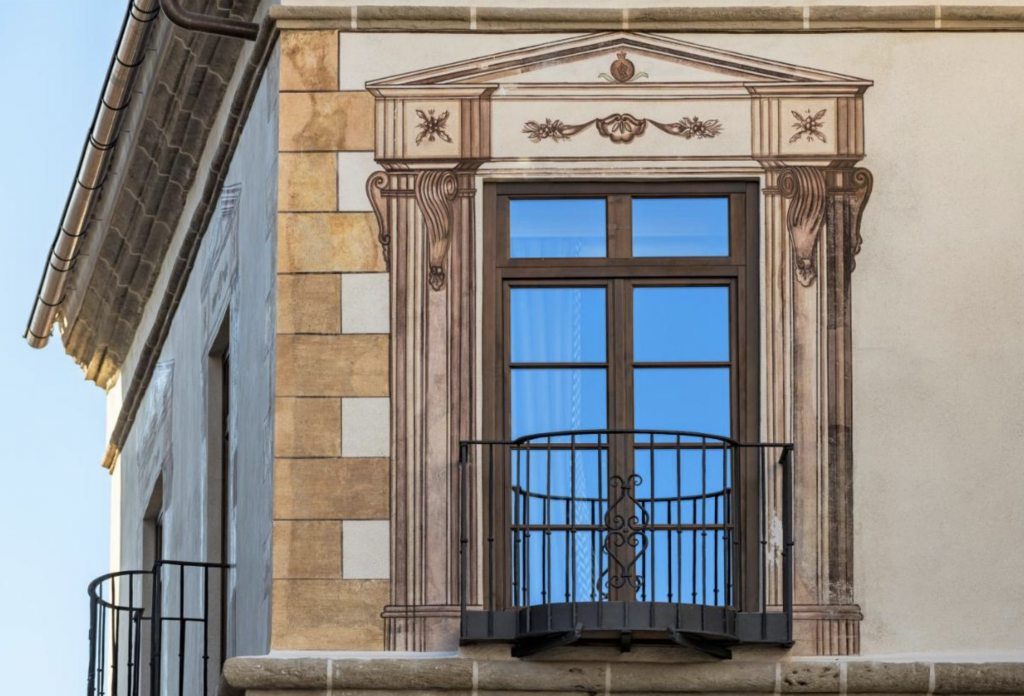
[280,30,339,91]
[276,334,388,397]
[277,274,341,334]
[280,91,374,152]
[274,397,341,458]
[278,213,386,273]
[273,520,342,579]
[274,457,389,520]
[278,153,336,212]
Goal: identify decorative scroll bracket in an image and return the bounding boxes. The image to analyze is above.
[846,168,874,270]
[779,166,829,287]
[414,170,460,291]
[366,171,390,270]
[366,169,463,291]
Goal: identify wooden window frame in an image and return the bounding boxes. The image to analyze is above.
[482,180,762,611]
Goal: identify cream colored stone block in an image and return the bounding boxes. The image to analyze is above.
[341,520,390,580]
[274,458,388,520]
[281,30,338,91]
[341,273,389,334]
[274,398,341,458]
[341,397,389,457]
[271,579,387,650]
[337,151,378,212]
[276,334,388,397]
[278,213,385,274]
[280,92,374,152]
[278,153,336,212]
[277,274,341,334]
[273,521,342,579]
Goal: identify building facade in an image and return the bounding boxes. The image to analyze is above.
[27,1,1024,695]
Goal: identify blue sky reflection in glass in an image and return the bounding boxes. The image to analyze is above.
[510,287,607,439]
[510,199,606,258]
[633,197,729,257]
[634,286,729,362]
[634,286,730,439]
[631,285,733,605]
[510,286,608,605]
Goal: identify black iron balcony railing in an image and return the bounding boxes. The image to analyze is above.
[87,560,229,696]
[458,429,793,658]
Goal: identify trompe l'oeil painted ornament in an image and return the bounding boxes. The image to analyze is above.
[599,52,649,83]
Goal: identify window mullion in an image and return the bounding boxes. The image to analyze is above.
[608,195,631,259]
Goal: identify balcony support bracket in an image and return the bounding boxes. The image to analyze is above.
[512,624,583,658]
[669,629,735,660]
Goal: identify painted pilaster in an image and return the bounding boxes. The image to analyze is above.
[762,164,872,655]
[367,85,492,651]
[367,165,480,650]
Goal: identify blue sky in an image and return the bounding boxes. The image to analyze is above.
[0,1,124,690]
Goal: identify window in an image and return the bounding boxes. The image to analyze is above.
[486,181,758,445]
[206,318,234,669]
[483,181,760,608]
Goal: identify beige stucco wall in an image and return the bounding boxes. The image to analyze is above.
[333,28,1024,656]
[109,45,280,658]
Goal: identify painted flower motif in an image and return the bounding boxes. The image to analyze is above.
[677,116,723,139]
[523,118,571,142]
[522,113,723,144]
[415,109,453,145]
[790,109,828,143]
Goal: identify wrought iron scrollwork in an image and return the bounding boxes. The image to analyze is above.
[597,473,649,598]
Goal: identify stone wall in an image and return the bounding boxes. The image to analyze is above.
[271,29,392,651]
[224,653,1024,695]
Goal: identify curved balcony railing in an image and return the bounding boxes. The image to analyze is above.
[458,429,793,657]
[87,561,229,696]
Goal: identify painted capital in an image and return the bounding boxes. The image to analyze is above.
[779,166,828,287]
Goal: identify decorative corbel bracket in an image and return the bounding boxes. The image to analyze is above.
[366,171,390,270]
[414,170,459,291]
[846,168,874,270]
[779,166,828,286]
[365,169,463,291]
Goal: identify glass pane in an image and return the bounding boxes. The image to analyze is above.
[634,286,729,362]
[510,199,606,258]
[511,448,608,604]
[511,368,607,439]
[511,288,606,363]
[631,445,732,604]
[633,367,730,438]
[633,197,729,257]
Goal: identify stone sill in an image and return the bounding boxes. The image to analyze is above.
[224,649,1024,694]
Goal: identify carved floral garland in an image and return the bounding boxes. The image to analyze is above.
[523,113,722,144]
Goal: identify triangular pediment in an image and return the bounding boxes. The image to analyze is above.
[366,32,871,88]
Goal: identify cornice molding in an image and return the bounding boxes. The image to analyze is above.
[271,4,1024,32]
[99,16,279,472]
